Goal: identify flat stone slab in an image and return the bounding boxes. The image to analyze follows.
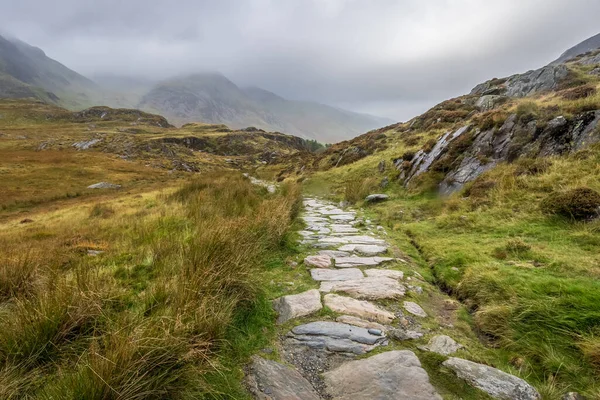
[443,357,541,400]
[344,236,387,245]
[319,250,351,258]
[289,321,385,355]
[334,256,394,268]
[273,289,323,324]
[324,350,442,400]
[320,277,406,300]
[365,269,404,280]
[246,356,320,400]
[324,294,395,324]
[339,244,388,256]
[320,209,354,216]
[292,321,384,345]
[336,315,387,332]
[304,255,332,269]
[420,335,463,356]
[302,216,329,223]
[311,268,363,281]
[330,225,360,234]
[404,301,428,318]
[330,214,355,221]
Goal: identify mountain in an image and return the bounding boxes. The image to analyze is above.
[312,32,600,190]
[138,73,393,143]
[553,32,600,64]
[0,34,97,107]
[243,86,393,143]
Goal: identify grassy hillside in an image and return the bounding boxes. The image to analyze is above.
[299,57,600,398]
[0,94,317,398]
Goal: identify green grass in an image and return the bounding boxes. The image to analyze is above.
[0,172,301,398]
[304,144,600,398]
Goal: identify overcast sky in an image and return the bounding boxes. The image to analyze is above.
[1,0,599,120]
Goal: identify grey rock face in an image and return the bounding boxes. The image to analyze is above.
[364,269,403,280]
[87,182,121,189]
[471,65,568,98]
[443,357,541,400]
[420,335,463,355]
[476,95,507,111]
[365,194,389,202]
[323,350,442,400]
[404,125,471,185]
[272,289,323,324]
[246,356,320,400]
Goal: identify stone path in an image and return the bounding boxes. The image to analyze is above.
[247,196,542,400]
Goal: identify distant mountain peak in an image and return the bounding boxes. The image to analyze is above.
[553,32,600,64]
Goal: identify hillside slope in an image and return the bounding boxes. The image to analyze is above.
[299,33,600,398]
[0,34,98,107]
[138,73,392,143]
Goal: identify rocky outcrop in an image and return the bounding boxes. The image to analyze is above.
[397,111,600,195]
[471,65,569,98]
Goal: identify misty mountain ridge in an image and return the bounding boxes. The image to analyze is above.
[137,72,393,142]
[0,34,392,143]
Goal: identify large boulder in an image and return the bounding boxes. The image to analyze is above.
[323,350,442,400]
[443,357,541,400]
[365,194,389,203]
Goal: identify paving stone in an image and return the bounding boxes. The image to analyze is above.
[443,357,541,400]
[288,321,386,355]
[336,315,387,331]
[420,335,463,355]
[273,289,323,324]
[319,277,406,300]
[246,356,320,400]
[324,294,395,324]
[364,269,404,280]
[404,301,428,318]
[330,214,356,221]
[323,350,442,400]
[334,256,394,268]
[318,250,351,258]
[311,268,364,281]
[304,255,332,269]
[338,244,388,256]
[302,216,329,223]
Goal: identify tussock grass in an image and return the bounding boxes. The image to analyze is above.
[0,172,300,398]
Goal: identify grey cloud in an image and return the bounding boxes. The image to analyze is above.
[1,0,599,121]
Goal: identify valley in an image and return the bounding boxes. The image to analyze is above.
[1,17,600,400]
